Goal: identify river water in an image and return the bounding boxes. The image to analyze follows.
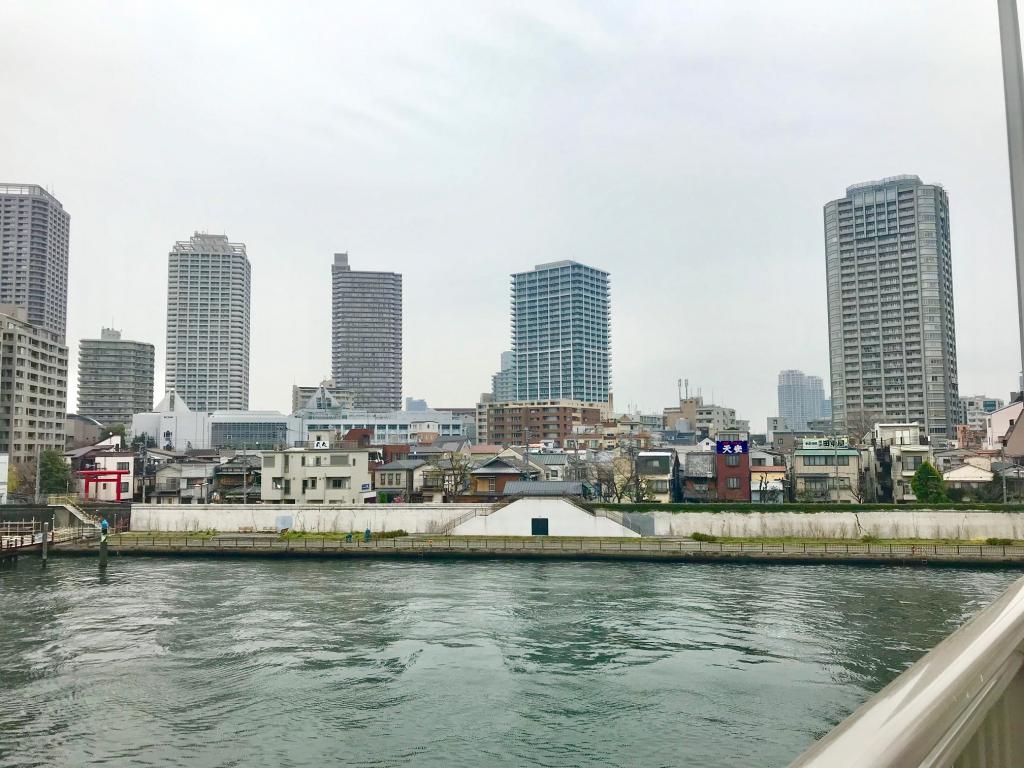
[0,558,1019,767]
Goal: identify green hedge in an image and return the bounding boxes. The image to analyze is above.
[587,502,1024,514]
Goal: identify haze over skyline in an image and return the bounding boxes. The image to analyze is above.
[2,0,1020,430]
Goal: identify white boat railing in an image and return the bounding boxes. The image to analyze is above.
[790,575,1024,767]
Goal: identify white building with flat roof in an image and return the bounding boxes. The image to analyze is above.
[131,392,465,452]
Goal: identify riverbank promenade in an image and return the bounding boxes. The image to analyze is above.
[50,534,1024,568]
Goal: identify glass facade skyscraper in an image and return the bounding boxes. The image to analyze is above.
[511,261,610,403]
[825,175,959,439]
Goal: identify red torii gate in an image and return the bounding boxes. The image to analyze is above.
[78,469,130,501]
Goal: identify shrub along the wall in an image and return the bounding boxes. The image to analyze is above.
[586,502,1024,514]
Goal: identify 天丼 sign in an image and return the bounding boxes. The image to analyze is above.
[313,440,330,449]
[716,440,748,454]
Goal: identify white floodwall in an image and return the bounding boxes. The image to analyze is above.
[129,504,490,534]
[644,510,1024,540]
[129,504,1024,541]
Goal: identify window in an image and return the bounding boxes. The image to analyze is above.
[752,458,766,466]
[120,482,129,494]
[329,477,350,489]
[726,477,740,489]
[330,454,349,466]
[725,454,740,467]
[116,461,130,471]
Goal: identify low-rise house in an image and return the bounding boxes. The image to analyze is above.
[792,447,863,503]
[373,459,427,503]
[749,449,786,503]
[64,436,135,501]
[527,452,569,481]
[681,452,716,502]
[151,460,217,504]
[468,444,503,461]
[985,400,1024,451]
[213,454,262,503]
[933,448,984,474]
[943,462,996,499]
[873,423,925,447]
[261,447,374,504]
[714,441,751,502]
[469,455,541,497]
[635,449,679,503]
[888,445,934,503]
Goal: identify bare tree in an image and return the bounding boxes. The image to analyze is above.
[842,410,882,447]
[426,453,475,501]
[611,453,653,503]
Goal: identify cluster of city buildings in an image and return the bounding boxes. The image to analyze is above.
[0,172,1022,506]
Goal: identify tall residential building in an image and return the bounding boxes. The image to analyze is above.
[331,253,402,412]
[0,305,68,465]
[777,369,826,431]
[77,328,155,426]
[825,176,959,439]
[491,351,516,402]
[0,185,70,338]
[958,395,1005,430]
[165,233,251,412]
[511,261,610,403]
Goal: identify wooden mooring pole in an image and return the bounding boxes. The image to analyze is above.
[99,526,108,570]
[41,522,48,567]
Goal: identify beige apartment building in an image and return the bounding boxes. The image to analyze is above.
[0,305,68,465]
[792,446,864,503]
[261,446,374,504]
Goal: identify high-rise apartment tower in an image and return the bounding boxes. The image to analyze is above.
[78,328,155,426]
[165,233,251,411]
[0,184,70,337]
[777,369,826,431]
[511,261,610,403]
[331,254,402,412]
[825,176,959,439]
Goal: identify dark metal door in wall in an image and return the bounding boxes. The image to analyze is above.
[531,518,548,536]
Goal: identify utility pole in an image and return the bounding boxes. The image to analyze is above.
[998,0,1024,376]
[141,445,148,504]
[33,444,41,505]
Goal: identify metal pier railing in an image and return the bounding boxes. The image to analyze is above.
[791,575,1024,767]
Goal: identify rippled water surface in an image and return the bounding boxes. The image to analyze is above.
[0,558,1019,767]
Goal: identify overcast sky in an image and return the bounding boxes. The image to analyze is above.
[2,1,1020,430]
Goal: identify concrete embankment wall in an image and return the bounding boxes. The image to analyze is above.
[130,504,1024,540]
[633,510,1024,540]
[129,504,489,533]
